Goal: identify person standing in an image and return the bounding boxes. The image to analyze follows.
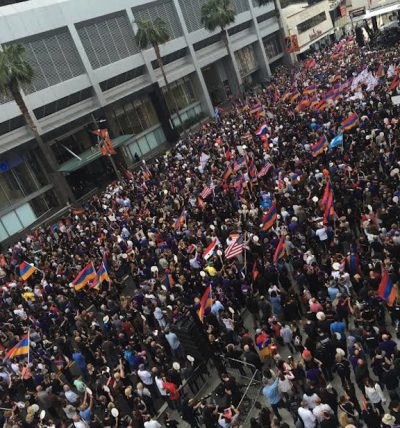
[298,400,317,428]
[262,377,283,420]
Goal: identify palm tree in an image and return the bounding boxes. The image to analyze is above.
[201,0,241,92]
[134,17,183,130]
[0,44,73,205]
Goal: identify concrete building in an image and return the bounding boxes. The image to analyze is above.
[0,0,285,243]
[277,0,335,58]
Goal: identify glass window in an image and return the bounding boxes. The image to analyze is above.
[0,182,9,209]
[1,211,23,236]
[27,152,48,187]
[13,162,40,195]
[15,203,37,228]
[128,142,142,159]
[154,127,166,144]
[0,220,7,242]
[142,97,159,127]
[137,137,150,155]
[146,132,158,150]
[0,170,24,203]
[297,12,326,33]
[135,101,150,131]
[264,34,282,58]
[114,106,132,134]
[235,45,258,77]
[163,77,197,112]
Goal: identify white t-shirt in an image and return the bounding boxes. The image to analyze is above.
[316,227,328,241]
[144,421,162,428]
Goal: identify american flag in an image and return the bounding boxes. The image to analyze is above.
[200,186,213,199]
[224,234,246,259]
[257,162,272,178]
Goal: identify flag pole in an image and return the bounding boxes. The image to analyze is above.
[244,232,248,276]
[27,329,31,365]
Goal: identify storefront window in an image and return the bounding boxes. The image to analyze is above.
[297,12,326,33]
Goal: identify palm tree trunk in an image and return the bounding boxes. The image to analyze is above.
[220,29,242,97]
[8,82,75,205]
[153,43,184,131]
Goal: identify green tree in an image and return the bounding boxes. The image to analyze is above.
[0,44,73,205]
[201,0,240,92]
[134,17,183,129]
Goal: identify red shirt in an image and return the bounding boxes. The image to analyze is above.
[163,381,180,400]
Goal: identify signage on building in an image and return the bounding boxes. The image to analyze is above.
[350,7,365,17]
[285,35,300,53]
[340,5,347,16]
[309,29,323,41]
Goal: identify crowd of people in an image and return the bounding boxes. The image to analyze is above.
[0,35,400,428]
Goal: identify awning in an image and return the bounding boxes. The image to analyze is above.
[352,3,400,23]
[57,134,134,173]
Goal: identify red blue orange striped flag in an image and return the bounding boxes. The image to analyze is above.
[198,285,213,322]
[311,134,328,157]
[273,235,286,265]
[342,113,359,131]
[4,334,30,362]
[19,261,37,281]
[378,270,397,306]
[261,203,277,231]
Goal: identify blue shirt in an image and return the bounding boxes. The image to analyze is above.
[72,352,86,369]
[80,407,91,421]
[262,378,280,405]
[330,321,345,336]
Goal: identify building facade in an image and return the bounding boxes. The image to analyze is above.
[0,0,285,243]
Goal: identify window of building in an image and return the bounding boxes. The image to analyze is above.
[0,151,49,209]
[112,96,159,136]
[33,88,93,120]
[52,128,94,165]
[76,12,139,69]
[297,11,326,33]
[163,77,196,112]
[235,45,258,78]
[151,48,188,70]
[99,66,145,92]
[263,33,283,58]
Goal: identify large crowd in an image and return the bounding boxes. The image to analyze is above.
[0,35,400,428]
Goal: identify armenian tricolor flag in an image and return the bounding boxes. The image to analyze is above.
[198,285,213,322]
[54,357,67,370]
[143,166,152,181]
[311,134,328,157]
[273,235,286,265]
[174,210,187,231]
[309,95,319,110]
[71,263,96,291]
[342,113,359,131]
[261,203,277,231]
[165,273,175,289]
[322,179,331,206]
[234,175,246,196]
[90,259,111,290]
[346,254,360,275]
[304,84,317,95]
[4,334,30,362]
[19,261,37,281]
[250,101,262,114]
[290,91,301,104]
[323,189,335,225]
[378,270,397,306]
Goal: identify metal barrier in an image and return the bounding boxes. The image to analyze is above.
[224,357,262,427]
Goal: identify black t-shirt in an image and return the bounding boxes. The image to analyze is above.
[165,420,179,428]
